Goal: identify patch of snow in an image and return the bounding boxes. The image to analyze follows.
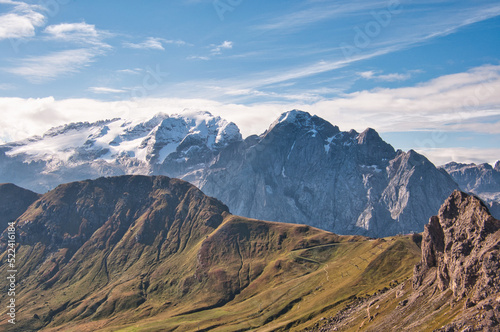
[361,164,382,173]
[265,185,273,194]
[324,136,335,154]
[287,141,296,160]
[281,166,287,178]
[308,129,318,137]
[158,142,179,163]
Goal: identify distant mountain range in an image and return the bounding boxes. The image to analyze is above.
[441,161,500,203]
[0,109,498,237]
[0,176,498,331]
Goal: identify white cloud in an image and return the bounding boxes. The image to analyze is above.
[117,68,142,75]
[187,55,210,61]
[88,87,127,94]
[4,48,100,83]
[358,70,418,82]
[44,22,111,48]
[0,83,15,90]
[0,0,45,40]
[188,41,233,61]
[124,37,165,50]
[255,1,387,32]
[416,148,500,166]
[4,22,111,82]
[210,40,233,54]
[123,37,187,50]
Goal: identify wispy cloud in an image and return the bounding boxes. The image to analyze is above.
[0,0,45,40]
[187,55,210,61]
[358,70,421,82]
[117,68,142,75]
[88,87,127,94]
[123,37,187,50]
[44,22,111,48]
[210,40,233,54]
[4,48,100,83]
[4,22,112,82]
[188,40,233,61]
[255,1,387,32]
[0,83,15,90]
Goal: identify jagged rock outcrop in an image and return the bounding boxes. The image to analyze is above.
[0,183,40,231]
[413,190,500,331]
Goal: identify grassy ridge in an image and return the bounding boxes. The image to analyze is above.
[0,176,422,331]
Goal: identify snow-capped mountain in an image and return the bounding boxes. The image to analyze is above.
[198,110,459,237]
[0,110,241,192]
[0,109,461,237]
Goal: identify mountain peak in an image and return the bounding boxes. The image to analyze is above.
[495,160,500,172]
[0,183,40,231]
[277,109,311,124]
[413,190,500,329]
[267,110,340,139]
[357,127,382,144]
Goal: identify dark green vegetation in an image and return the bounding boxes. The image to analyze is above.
[0,176,423,331]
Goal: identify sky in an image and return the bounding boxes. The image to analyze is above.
[0,0,499,165]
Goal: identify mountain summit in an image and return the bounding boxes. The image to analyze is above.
[0,110,459,237]
[200,111,458,237]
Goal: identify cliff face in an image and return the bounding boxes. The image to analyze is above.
[413,190,500,331]
[200,110,458,237]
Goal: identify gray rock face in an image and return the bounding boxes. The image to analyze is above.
[441,161,500,200]
[0,110,459,237]
[199,110,458,237]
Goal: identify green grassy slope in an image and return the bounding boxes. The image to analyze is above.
[0,176,422,332]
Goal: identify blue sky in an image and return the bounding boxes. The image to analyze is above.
[0,0,499,165]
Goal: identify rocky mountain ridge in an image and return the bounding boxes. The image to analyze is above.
[198,110,458,237]
[441,161,500,204]
[0,109,459,237]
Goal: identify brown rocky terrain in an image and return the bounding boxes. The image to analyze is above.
[306,190,500,331]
